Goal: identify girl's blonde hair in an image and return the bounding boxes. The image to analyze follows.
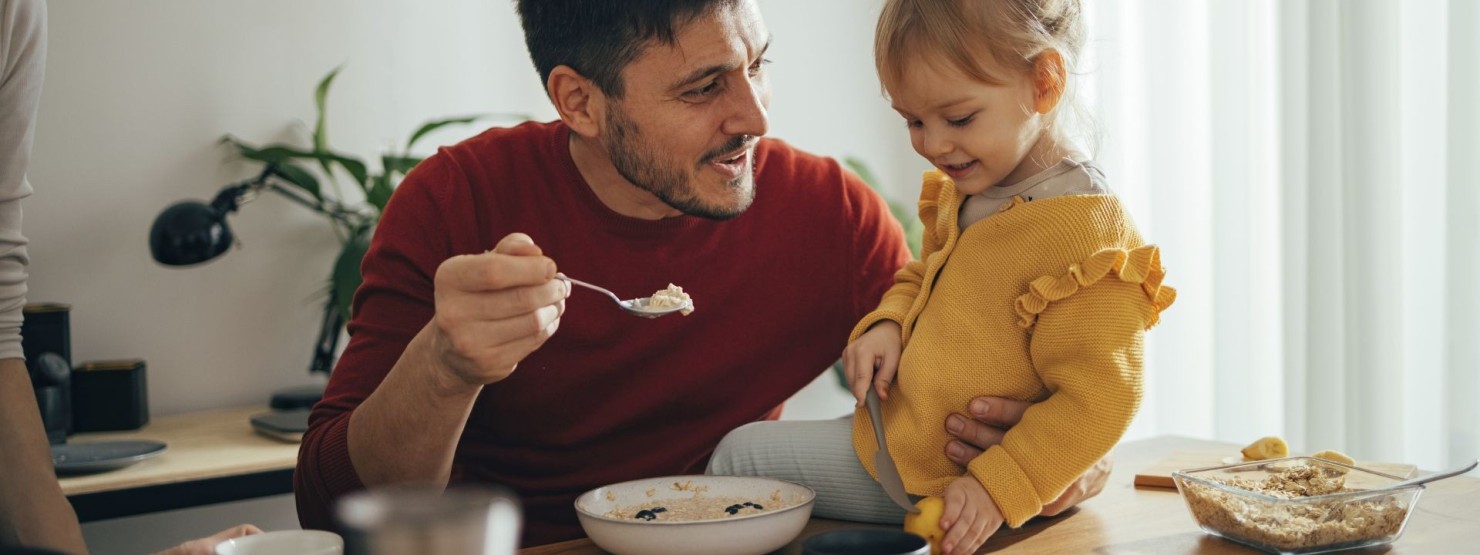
[875,0,1088,134]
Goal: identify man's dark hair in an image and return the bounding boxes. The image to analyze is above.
[516,0,739,99]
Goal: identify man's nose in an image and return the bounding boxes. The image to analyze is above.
[721,78,769,138]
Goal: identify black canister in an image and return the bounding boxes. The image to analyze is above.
[22,303,73,443]
[72,359,150,432]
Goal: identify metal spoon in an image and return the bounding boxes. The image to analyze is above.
[1318,460,1477,525]
[1383,460,1477,490]
[556,273,691,319]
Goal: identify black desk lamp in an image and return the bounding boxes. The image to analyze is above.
[149,165,356,440]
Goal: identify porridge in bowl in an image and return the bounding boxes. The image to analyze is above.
[576,476,815,555]
[605,481,787,522]
[1174,458,1420,554]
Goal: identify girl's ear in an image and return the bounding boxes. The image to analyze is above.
[549,65,604,139]
[1033,50,1067,115]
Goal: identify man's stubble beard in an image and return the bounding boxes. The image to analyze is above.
[604,105,756,221]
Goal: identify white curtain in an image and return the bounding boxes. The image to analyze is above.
[1083,0,1480,472]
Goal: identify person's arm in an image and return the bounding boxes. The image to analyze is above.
[943,396,1112,517]
[346,233,565,487]
[943,246,1171,520]
[294,157,567,529]
[965,248,1165,527]
[0,1,83,552]
[847,172,949,343]
[0,361,87,554]
[296,235,565,529]
[836,165,915,404]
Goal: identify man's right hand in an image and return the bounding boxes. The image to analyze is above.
[429,233,568,390]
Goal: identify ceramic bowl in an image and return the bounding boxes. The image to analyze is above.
[575,475,815,555]
[214,530,342,555]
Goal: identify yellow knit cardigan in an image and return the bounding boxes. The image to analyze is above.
[849,171,1175,527]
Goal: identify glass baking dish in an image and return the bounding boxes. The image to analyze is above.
[1172,456,1422,554]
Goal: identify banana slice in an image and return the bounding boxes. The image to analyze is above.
[1240,436,1289,460]
[1311,449,1354,466]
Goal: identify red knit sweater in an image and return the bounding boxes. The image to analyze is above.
[294,121,910,546]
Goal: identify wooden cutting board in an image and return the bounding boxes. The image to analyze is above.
[1133,449,1418,489]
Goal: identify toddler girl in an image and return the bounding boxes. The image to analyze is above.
[710,2,1174,554]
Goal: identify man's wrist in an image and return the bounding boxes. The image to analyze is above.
[408,325,484,401]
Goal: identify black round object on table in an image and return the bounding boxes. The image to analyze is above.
[801,528,931,555]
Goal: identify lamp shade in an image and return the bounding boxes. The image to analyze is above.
[148,200,234,266]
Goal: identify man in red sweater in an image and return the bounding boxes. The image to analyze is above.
[295,0,1110,546]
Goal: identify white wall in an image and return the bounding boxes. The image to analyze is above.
[28,0,911,419]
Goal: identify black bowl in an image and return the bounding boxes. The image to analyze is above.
[802,528,931,555]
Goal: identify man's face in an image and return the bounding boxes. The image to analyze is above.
[600,0,771,220]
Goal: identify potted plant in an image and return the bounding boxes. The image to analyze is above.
[221,67,521,373]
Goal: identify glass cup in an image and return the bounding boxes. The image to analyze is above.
[336,485,521,555]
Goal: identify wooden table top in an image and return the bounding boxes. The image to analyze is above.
[57,406,299,496]
[521,435,1480,554]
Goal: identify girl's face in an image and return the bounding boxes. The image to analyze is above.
[886,55,1051,196]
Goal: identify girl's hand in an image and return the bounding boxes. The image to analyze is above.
[942,397,1112,516]
[842,321,902,406]
[939,476,1004,555]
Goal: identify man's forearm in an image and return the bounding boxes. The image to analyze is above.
[346,324,484,488]
[0,360,88,554]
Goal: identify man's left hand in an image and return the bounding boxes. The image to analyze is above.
[942,396,1112,516]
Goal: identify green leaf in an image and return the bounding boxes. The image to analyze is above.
[405,115,483,152]
[221,136,319,166]
[331,227,372,320]
[271,161,323,201]
[367,173,394,213]
[220,136,374,201]
[311,66,345,184]
[382,155,423,177]
[328,153,369,189]
[844,156,881,190]
[220,138,321,198]
[313,66,342,155]
[226,141,315,166]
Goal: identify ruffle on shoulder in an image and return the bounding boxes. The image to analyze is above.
[919,171,954,248]
[1013,245,1177,329]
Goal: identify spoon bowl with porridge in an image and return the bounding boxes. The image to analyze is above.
[557,274,695,318]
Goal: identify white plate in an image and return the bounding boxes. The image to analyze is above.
[52,440,166,475]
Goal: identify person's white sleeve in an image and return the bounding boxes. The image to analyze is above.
[0,0,46,360]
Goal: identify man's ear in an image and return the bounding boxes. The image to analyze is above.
[549,65,604,138]
[1032,50,1066,115]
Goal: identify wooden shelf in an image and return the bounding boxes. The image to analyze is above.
[58,406,299,521]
